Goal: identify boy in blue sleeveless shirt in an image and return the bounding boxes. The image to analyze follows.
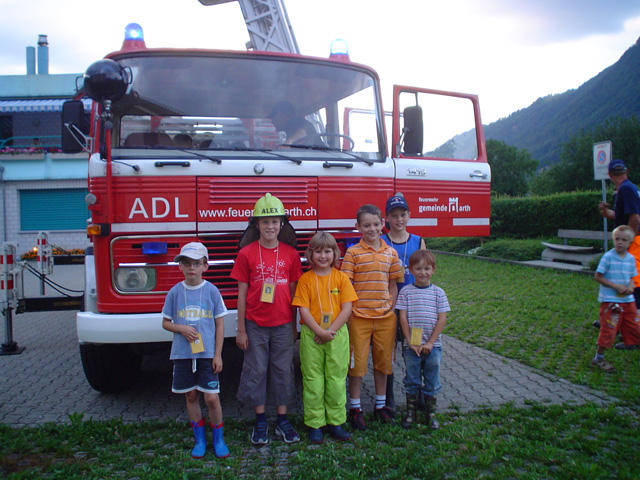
[381,193,426,412]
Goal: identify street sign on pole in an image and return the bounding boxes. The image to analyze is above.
[593,141,612,180]
[594,140,612,251]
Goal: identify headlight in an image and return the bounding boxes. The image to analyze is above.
[114,267,156,292]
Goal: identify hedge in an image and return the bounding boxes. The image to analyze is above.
[490,191,605,238]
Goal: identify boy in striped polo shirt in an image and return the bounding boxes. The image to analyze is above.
[341,204,404,430]
[396,249,450,430]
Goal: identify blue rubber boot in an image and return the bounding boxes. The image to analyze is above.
[211,422,230,458]
[190,419,207,458]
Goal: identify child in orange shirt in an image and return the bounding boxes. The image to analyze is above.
[292,232,358,443]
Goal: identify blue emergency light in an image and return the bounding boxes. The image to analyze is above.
[329,38,350,62]
[121,23,146,51]
[141,241,167,255]
[125,23,144,41]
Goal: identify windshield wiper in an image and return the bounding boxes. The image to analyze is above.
[149,145,222,164]
[281,144,374,165]
[226,146,302,164]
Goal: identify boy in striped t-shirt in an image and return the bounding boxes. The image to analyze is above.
[341,204,404,430]
[396,249,450,430]
[592,224,640,373]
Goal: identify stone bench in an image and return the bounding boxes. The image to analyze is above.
[540,229,610,266]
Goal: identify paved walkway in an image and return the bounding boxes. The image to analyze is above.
[0,310,615,427]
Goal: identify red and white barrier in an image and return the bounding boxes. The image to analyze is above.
[36,231,53,276]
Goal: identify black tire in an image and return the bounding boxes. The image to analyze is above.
[79,343,141,393]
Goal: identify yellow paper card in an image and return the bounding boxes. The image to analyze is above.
[190,333,205,354]
[260,282,275,303]
[410,327,422,346]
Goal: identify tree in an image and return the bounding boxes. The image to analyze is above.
[486,139,538,196]
[530,116,640,195]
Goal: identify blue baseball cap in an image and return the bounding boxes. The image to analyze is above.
[608,158,627,174]
[385,193,409,214]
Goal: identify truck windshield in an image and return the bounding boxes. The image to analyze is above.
[112,53,383,160]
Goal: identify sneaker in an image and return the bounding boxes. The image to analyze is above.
[592,320,600,330]
[250,420,269,446]
[347,408,366,431]
[374,406,394,424]
[590,357,615,373]
[614,342,640,350]
[327,424,351,441]
[308,427,323,444]
[274,418,300,444]
[426,413,441,430]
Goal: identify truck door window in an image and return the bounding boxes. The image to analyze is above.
[398,91,477,160]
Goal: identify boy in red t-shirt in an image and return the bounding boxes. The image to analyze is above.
[230,193,302,445]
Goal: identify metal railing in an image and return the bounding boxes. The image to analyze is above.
[0,135,61,150]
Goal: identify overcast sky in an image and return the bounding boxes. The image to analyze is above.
[0,0,639,124]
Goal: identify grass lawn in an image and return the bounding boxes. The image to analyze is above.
[2,255,639,479]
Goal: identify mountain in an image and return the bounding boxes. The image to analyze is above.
[481,37,640,167]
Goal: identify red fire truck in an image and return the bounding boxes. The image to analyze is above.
[62,13,490,392]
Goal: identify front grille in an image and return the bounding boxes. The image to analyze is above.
[201,232,314,303]
[111,232,315,308]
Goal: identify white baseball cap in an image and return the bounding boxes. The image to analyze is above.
[174,242,208,262]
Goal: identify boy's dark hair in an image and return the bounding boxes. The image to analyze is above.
[238,217,297,249]
[306,231,340,268]
[409,249,435,269]
[356,204,382,224]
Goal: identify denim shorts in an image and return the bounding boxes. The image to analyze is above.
[402,345,441,397]
[172,358,220,394]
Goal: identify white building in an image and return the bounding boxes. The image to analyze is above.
[0,35,89,255]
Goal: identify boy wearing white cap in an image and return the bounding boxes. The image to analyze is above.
[162,242,230,459]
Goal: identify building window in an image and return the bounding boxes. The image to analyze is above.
[20,188,89,231]
[0,115,13,147]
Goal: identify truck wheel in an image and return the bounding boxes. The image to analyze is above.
[79,344,141,393]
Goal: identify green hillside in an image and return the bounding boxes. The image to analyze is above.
[484,37,640,167]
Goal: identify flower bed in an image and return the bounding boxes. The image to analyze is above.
[21,247,85,262]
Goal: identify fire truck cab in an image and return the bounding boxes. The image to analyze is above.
[63,25,490,392]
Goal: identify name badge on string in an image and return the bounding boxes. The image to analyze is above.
[190,332,205,354]
[321,312,332,326]
[410,327,423,346]
[261,282,275,303]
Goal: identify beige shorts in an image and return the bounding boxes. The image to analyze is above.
[348,312,396,377]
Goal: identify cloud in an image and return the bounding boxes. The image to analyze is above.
[481,0,640,43]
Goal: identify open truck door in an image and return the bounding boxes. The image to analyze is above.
[391,86,490,238]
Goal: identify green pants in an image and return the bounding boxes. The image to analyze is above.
[299,324,349,428]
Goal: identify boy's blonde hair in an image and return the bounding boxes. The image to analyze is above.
[306,231,340,268]
[409,249,436,269]
[613,224,635,242]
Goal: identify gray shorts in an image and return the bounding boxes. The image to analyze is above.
[172,358,220,394]
[237,320,294,408]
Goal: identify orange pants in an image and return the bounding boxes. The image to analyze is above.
[348,313,396,377]
[597,302,640,349]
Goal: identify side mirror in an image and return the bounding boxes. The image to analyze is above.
[402,105,423,155]
[61,100,89,153]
